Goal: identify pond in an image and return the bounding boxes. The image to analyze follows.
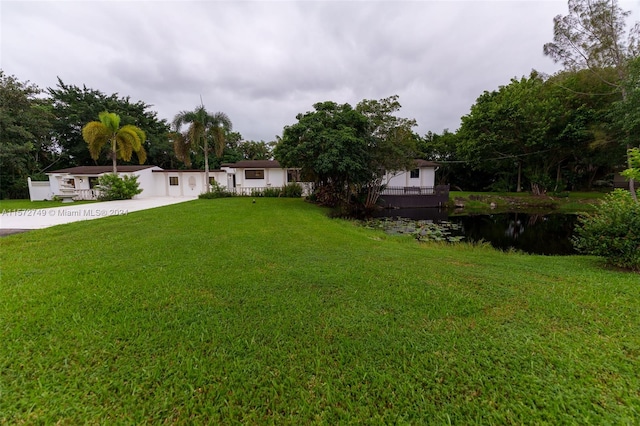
[373,208,580,255]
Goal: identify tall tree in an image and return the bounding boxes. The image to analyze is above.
[543,0,640,199]
[172,105,232,191]
[0,71,54,198]
[275,101,371,207]
[48,79,171,168]
[418,130,470,188]
[238,140,275,160]
[82,111,147,174]
[458,73,558,194]
[275,96,417,210]
[355,95,417,208]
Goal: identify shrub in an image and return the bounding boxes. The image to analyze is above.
[572,189,640,271]
[199,181,233,199]
[262,187,282,197]
[282,182,303,198]
[97,173,142,201]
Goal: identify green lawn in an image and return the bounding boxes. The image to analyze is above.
[1,198,638,423]
[0,199,95,211]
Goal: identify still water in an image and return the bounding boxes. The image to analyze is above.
[373,208,580,255]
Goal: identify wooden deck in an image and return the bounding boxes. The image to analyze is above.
[377,185,450,208]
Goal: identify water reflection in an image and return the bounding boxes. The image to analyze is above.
[373,208,579,255]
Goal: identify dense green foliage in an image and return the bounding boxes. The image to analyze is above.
[0,71,54,198]
[622,148,640,181]
[281,182,303,198]
[197,181,233,199]
[543,0,639,198]
[96,173,143,201]
[1,199,638,423]
[436,69,627,192]
[275,96,416,209]
[2,1,639,199]
[573,189,640,270]
[48,79,171,169]
[246,183,303,198]
[275,101,370,206]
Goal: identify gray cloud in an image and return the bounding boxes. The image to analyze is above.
[2,0,638,141]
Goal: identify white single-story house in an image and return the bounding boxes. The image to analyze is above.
[384,159,438,189]
[220,160,306,195]
[27,160,442,203]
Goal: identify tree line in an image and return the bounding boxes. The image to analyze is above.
[1,0,638,202]
[0,76,276,199]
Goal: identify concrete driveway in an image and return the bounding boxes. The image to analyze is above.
[0,197,196,234]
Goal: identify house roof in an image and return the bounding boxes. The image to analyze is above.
[47,165,156,175]
[152,169,224,173]
[221,160,282,169]
[414,159,438,168]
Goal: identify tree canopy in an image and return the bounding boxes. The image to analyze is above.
[543,0,639,199]
[0,71,54,198]
[274,96,417,209]
[48,79,171,169]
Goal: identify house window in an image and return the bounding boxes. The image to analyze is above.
[410,169,420,179]
[169,176,179,186]
[287,169,301,182]
[89,177,99,189]
[209,177,217,185]
[245,170,264,179]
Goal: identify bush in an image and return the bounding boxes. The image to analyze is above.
[199,181,233,199]
[572,189,640,271]
[97,173,142,201]
[262,187,282,197]
[281,182,303,198]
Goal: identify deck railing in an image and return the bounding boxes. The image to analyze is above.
[377,185,450,208]
[380,186,439,196]
[73,189,101,200]
[231,184,311,197]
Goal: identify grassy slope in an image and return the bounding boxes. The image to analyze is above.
[1,198,638,424]
[0,199,95,211]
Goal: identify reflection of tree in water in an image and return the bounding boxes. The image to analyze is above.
[372,210,578,255]
[505,214,545,240]
[505,214,524,240]
[457,213,577,255]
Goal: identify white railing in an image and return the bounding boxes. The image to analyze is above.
[74,189,100,200]
[230,183,311,197]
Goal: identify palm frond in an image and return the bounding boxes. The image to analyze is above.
[210,126,226,158]
[211,111,233,131]
[99,111,121,133]
[81,121,110,160]
[170,131,192,167]
[116,126,146,163]
[172,105,233,166]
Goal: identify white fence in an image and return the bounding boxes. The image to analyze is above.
[28,178,53,201]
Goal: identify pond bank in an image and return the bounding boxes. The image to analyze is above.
[446,191,605,214]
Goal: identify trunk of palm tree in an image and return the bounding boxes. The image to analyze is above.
[204,138,210,192]
[620,87,638,202]
[111,135,117,174]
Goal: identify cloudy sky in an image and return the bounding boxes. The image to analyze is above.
[2,0,639,141]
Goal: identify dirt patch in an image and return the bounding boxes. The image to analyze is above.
[0,229,31,237]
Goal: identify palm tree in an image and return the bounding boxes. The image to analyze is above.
[82,111,147,174]
[172,105,232,192]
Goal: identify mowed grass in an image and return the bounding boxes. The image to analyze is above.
[0,199,95,211]
[1,198,639,424]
